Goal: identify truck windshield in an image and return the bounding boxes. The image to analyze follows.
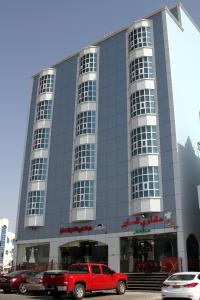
[68,265,89,273]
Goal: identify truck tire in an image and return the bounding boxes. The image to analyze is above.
[72,283,85,300]
[116,280,126,295]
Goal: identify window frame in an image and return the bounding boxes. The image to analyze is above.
[38,74,55,95]
[128,26,152,51]
[131,166,160,199]
[73,180,94,208]
[129,56,153,83]
[76,111,96,136]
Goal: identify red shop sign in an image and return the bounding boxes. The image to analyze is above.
[121,215,163,228]
[60,225,93,234]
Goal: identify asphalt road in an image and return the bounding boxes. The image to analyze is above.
[0,290,161,300]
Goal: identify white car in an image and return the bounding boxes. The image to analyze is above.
[162,272,200,300]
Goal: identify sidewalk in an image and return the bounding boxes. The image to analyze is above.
[127,291,161,300]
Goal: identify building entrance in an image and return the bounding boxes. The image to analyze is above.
[187,234,199,271]
[120,233,178,273]
[60,240,108,269]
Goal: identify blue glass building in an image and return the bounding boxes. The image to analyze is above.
[15,3,200,273]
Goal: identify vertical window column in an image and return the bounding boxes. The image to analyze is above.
[70,46,99,222]
[25,68,56,228]
[127,20,162,215]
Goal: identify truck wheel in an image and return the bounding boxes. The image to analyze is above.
[19,283,27,294]
[72,284,85,300]
[116,280,126,295]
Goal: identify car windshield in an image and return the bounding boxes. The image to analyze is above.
[168,274,196,281]
[68,265,89,273]
[6,271,23,278]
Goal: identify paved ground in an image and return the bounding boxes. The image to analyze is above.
[0,290,161,300]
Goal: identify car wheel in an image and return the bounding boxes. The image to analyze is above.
[19,283,27,294]
[116,280,126,295]
[72,284,85,300]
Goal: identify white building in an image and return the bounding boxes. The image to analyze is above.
[0,218,15,272]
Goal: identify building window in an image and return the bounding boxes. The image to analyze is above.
[130,89,155,117]
[131,166,159,199]
[79,53,97,75]
[74,144,95,170]
[26,191,45,215]
[7,238,9,243]
[131,126,158,156]
[30,158,48,181]
[38,74,55,94]
[128,27,151,51]
[129,56,153,83]
[76,111,96,135]
[36,100,53,121]
[78,80,96,103]
[33,128,50,150]
[73,180,94,208]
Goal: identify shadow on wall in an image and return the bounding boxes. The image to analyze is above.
[178,137,200,210]
[178,136,200,228]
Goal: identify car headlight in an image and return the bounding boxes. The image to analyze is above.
[10,278,17,282]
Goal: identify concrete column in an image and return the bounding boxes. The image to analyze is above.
[107,235,120,272]
[49,240,59,269]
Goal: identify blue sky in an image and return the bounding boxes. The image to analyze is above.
[0,0,199,231]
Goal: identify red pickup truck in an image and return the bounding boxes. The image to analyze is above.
[43,263,128,299]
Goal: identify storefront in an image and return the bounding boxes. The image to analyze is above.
[120,233,178,273]
[16,243,49,270]
[60,240,108,269]
[15,230,200,274]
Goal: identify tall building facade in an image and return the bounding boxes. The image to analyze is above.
[15,3,200,272]
[0,219,15,272]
